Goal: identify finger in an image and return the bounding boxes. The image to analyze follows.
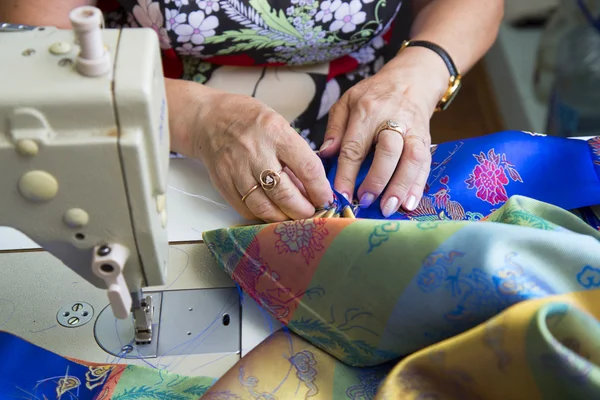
[381,133,431,217]
[404,163,430,211]
[277,133,334,209]
[356,127,405,208]
[284,167,309,199]
[333,109,373,201]
[234,174,289,223]
[319,98,350,157]
[256,166,316,220]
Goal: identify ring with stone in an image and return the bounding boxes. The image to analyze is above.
[259,169,283,192]
[375,119,404,142]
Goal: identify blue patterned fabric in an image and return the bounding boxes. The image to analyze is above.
[0,332,106,399]
[323,131,600,221]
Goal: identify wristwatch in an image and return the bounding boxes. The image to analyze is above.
[399,39,462,112]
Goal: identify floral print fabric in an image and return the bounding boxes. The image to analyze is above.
[107,0,402,65]
[102,0,406,149]
[322,131,600,221]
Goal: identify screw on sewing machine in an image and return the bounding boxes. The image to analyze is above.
[120,345,133,355]
[57,302,94,328]
[58,58,73,67]
[97,245,111,256]
[21,49,35,56]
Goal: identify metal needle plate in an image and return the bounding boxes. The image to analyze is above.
[94,288,241,358]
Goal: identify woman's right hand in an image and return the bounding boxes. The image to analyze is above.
[167,79,334,222]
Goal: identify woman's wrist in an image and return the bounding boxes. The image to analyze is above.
[166,78,205,159]
[380,45,450,115]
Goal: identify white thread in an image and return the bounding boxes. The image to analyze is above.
[168,186,229,209]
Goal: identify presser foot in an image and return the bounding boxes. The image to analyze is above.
[133,295,153,345]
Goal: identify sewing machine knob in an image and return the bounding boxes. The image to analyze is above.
[63,208,89,228]
[18,170,59,202]
[48,42,72,55]
[92,244,132,319]
[15,139,39,157]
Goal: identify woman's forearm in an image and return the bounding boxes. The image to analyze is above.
[410,0,504,74]
[0,0,96,28]
[380,0,504,112]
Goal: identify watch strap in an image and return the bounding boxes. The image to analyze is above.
[400,40,460,79]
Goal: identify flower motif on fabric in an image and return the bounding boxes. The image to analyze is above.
[289,350,319,396]
[175,11,219,45]
[330,0,366,33]
[199,0,399,65]
[465,149,523,206]
[177,43,206,56]
[417,251,554,332]
[316,0,342,22]
[236,367,276,399]
[197,0,220,14]
[275,219,328,263]
[85,365,113,390]
[367,221,400,253]
[576,265,600,289]
[165,0,190,6]
[346,369,385,399]
[132,0,171,48]
[404,175,467,221]
[165,8,186,30]
[589,137,600,166]
[56,376,81,397]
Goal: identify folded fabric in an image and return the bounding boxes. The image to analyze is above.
[322,131,600,220]
[201,291,600,400]
[203,195,600,368]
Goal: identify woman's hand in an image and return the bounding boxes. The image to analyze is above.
[168,79,333,222]
[319,47,449,217]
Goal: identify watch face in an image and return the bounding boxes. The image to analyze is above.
[439,79,462,111]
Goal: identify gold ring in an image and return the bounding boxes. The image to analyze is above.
[375,119,404,142]
[259,169,282,192]
[405,134,428,147]
[241,184,259,203]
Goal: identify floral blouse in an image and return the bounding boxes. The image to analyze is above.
[100,0,408,147]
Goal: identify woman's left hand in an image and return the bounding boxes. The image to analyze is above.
[319,48,449,217]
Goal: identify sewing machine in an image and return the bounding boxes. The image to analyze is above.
[0,6,279,378]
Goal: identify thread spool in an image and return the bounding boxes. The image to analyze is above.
[69,6,111,76]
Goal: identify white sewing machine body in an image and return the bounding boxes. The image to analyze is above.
[0,7,279,378]
[0,8,170,326]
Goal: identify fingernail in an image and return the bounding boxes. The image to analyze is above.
[319,139,333,152]
[382,197,399,218]
[405,195,417,211]
[359,192,375,207]
[341,192,350,201]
